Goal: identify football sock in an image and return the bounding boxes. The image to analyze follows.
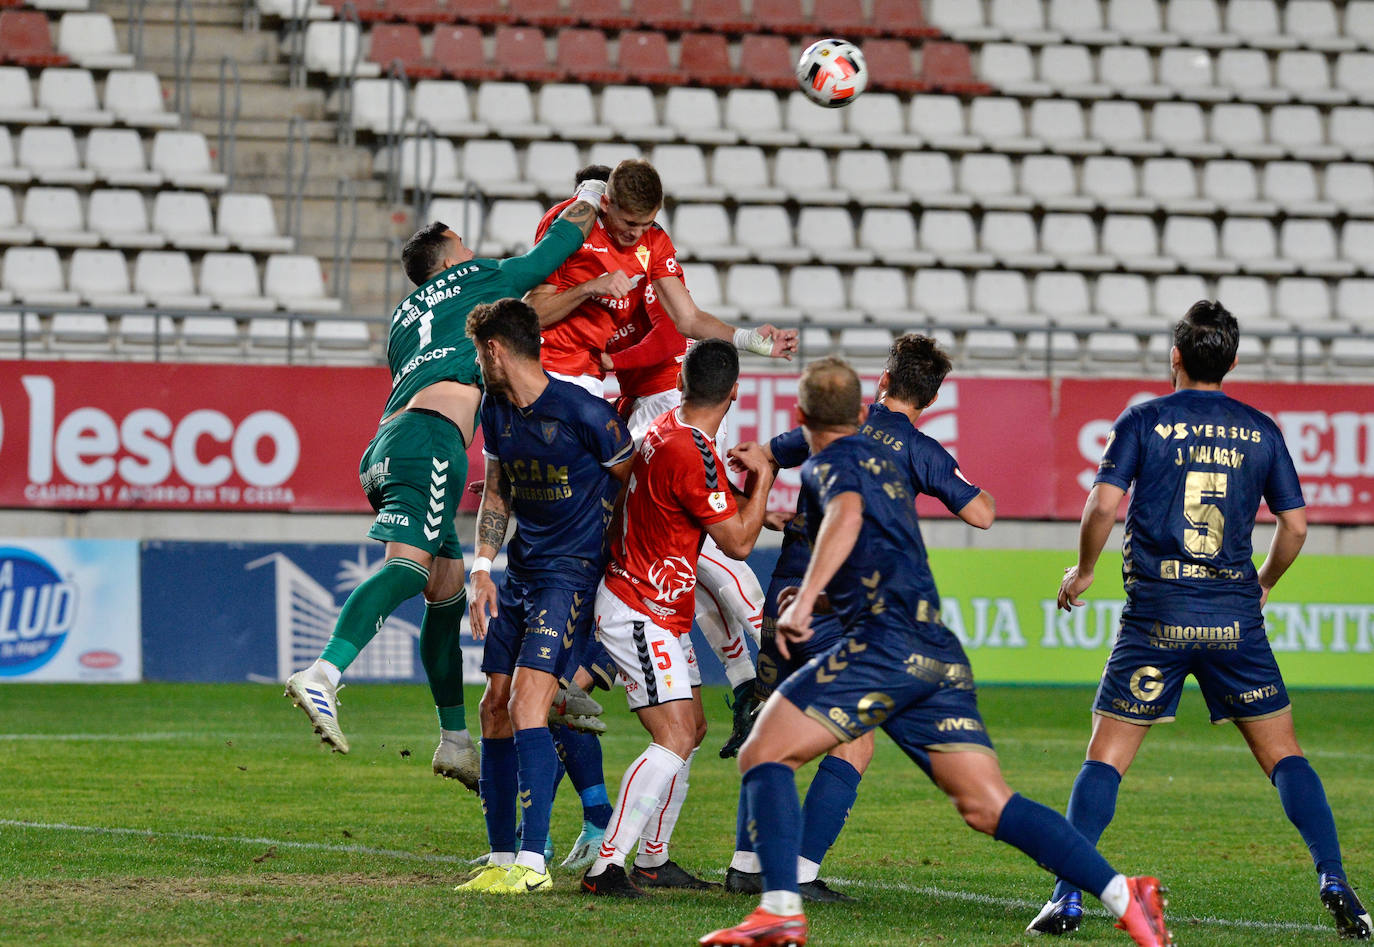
[799,755,862,868]
[733,781,754,855]
[743,762,802,896]
[513,727,558,874]
[586,743,684,877]
[797,858,822,885]
[579,786,613,831]
[319,557,429,671]
[419,590,467,732]
[1271,754,1346,879]
[1051,759,1122,902]
[994,793,1118,906]
[695,591,757,689]
[310,659,341,688]
[559,727,612,828]
[636,748,696,869]
[478,735,518,856]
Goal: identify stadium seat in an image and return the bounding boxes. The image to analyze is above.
[0,11,70,67]
[968,96,1041,152]
[1029,99,1101,155]
[461,139,541,198]
[0,66,48,123]
[1263,161,1333,216]
[1274,276,1341,333]
[1210,103,1283,159]
[1336,277,1374,328]
[89,188,163,248]
[256,0,335,19]
[602,85,675,143]
[1347,2,1374,50]
[664,88,736,145]
[386,0,459,24]
[1085,329,1143,362]
[178,313,245,357]
[586,141,641,168]
[990,0,1061,44]
[368,24,441,79]
[49,313,114,353]
[1334,52,1374,102]
[1225,0,1292,50]
[1162,216,1233,274]
[1091,100,1163,156]
[928,0,995,41]
[473,81,551,140]
[4,245,78,305]
[1217,48,1288,103]
[1221,217,1295,275]
[912,268,982,327]
[1043,212,1114,270]
[556,28,627,85]
[676,32,742,87]
[960,153,1032,210]
[0,184,33,244]
[899,152,970,209]
[862,39,924,94]
[734,205,808,264]
[151,131,228,190]
[23,185,98,246]
[36,66,111,125]
[785,91,861,149]
[1083,155,1148,212]
[483,199,544,254]
[964,327,1021,362]
[1106,0,1177,45]
[858,207,932,267]
[839,326,897,358]
[1158,46,1228,101]
[971,270,1038,328]
[909,94,979,151]
[710,146,785,202]
[86,127,161,187]
[1215,274,1285,330]
[737,34,798,93]
[1201,158,1273,216]
[723,263,796,323]
[693,0,750,33]
[920,210,993,269]
[1271,104,1342,162]
[525,139,581,196]
[1154,273,1208,321]
[723,89,798,147]
[348,76,407,136]
[787,265,856,323]
[1101,215,1174,272]
[1165,0,1236,48]
[426,196,485,246]
[1039,43,1107,98]
[103,70,178,128]
[218,193,293,253]
[492,26,561,83]
[981,210,1054,269]
[264,254,341,313]
[678,261,735,319]
[153,191,230,252]
[1278,50,1347,106]
[1282,219,1354,277]
[1020,154,1093,211]
[1094,272,1153,329]
[920,41,991,95]
[849,266,914,325]
[576,0,637,30]
[845,92,921,150]
[508,0,577,28]
[409,80,486,137]
[69,247,145,308]
[1151,101,1222,159]
[835,151,904,207]
[1285,0,1352,51]
[55,12,132,69]
[303,22,381,78]
[1143,157,1214,215]
[394,136,463,193]
[1329,106,1374,160]
[631,0,694,33]
[1100,45,1168,100]
[671,204,747,262]
[648,143,722,201]
[433,26,501,81]
[1023,329,1083,368]
[775,147,846,204]
[980,43,1047,97]
[201,253,273,311]
[19,125,93,185]
[1326,163,1374,216]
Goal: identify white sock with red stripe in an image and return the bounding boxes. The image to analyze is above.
[585,743,685,878]
[635,748,697,869]
[694,589,760,689]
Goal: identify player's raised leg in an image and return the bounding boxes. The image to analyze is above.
[419,554,478,789]
[694,544,765,758]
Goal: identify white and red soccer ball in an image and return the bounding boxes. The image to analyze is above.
[795,37,868,108]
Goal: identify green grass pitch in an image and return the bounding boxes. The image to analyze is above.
[1,682,1369,945]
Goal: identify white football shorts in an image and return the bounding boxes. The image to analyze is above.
[595,580,700,711]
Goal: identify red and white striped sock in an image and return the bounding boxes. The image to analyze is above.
[585,743,684,877]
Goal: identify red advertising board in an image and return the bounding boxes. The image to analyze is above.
[4,362,1372,523]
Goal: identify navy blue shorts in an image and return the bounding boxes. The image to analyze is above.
[481,574,592,679]
[756,575,846,700]
[1094,612,1291,725]
[776,618,995,778]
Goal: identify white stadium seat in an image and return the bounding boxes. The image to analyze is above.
[711,145,786,203]
[85,127,160,187]
[482,199,543,255]
[845,93,921,150]
[474,82,550,140]
[23,185,98,247]
[969,96,1041,153]
[134,249,211,309]
[0,66,48,124]
[914,269,985,328]
[1043,212,1114,269]
[56,12,134,69]
[796,206,874,265]
[525,140,582,197]
[664,88,735,146]
[3,245,79,305]
[349,77,408,136]
[411,80,487,137]
[1020,154,1092,211]
[69,248,145,309]
[920,210,994,269]
[858,208,932,267]
[304,22,381,79]
[671,204,748,263]
[897,152,971,209]
[648,143,722,202]
[394,137,463,194]
[103,70,178,128]
[776,147,846,204]
[36,67,112,125]
[462,139,540,199]
[723,89,797,147]
[537,84,611,142]
[153,191,230,251]
[849,266,914,326]
[1095,272,1154,329]
[151,131,229,190]
[735,205,809,265]
[19,126,93,186]
[264,254,342,313]
[972,270,1037,328]
[0,185,34,244]
[603,85,674,144]
[1162,216,1234,274]
[785,91,860,149]
[217,193,294,254]
[909,95,979,151]
[834,151,904,207]
[89,188,163,249]
[200,252,276,312]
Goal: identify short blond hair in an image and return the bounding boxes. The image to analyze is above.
[607,159,663,216]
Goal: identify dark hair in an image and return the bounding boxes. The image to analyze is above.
[465,297,541,361]
[798,357,861,429]
[402,221,452,288]
[574,164,611,186]
[607,159,663,216]
[885,333,952,408]
[682,338,739,406]
[1174,300,1239,383]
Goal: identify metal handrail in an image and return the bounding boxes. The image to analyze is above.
[283,116,310,241]
[383,235,400,325]
[217,57,242,192]
[171,0,195,124]
[125,0,147,70]
[286,0,308,89]
[333,176,358,309]
[334,2,363,142]
[408,119,438,227]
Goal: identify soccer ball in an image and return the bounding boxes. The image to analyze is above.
[795,37,868,108]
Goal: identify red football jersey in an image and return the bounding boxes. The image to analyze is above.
[605,274,689,399]
[604,409,738,636]
[533,198,681,379]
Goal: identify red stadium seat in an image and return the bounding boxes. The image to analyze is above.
[692,0,750,34]
[0,11,69,67]
[738,34,797,90]
[557,28,628,84]
[871,0,941,39]
[679,32,747,87]
[369,24,442,79]
[752,0,810,36]
[863,39,925,93]
[387,0,456,24]
[630,0,694,32]
[577,0,637,31]
[920,40,992,95]
[348,0,390,22]
[618,29,681,85]
[492,24,562,82]
[809,0,880,38]
[507,0,576,28]
[453,0,512,25]
[434,25,502,81]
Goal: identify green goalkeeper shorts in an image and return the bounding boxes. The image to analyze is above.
[358,408,468,559]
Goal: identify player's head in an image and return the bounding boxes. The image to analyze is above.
[574,164,612,187]
[1172,299,1239,386]
[603,159,662,248]
[881,333,952,410]
[797,357,863,437]
[402,221,473,287]
[679,338,739,408]
[466,297,541,392]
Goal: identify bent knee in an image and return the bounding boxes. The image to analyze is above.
[953,796,1005,836]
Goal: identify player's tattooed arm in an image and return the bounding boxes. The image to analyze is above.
[470,458,510,640]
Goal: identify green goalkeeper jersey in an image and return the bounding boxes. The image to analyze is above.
[380,216,585,421]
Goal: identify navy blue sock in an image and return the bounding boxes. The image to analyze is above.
[558,726,612,825]
[995,793,1117,900]
[734,781,753,855]
[743,762,801,894]
[1052,760,1122,901]
[800,756,862,865]
[479,735,518,853]
[513,727,559,858]
[1272,755,1345,879]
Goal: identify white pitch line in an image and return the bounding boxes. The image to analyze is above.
[0,820,1333,934]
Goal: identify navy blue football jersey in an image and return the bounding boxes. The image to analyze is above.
[768,426,812,583]
[1095,388,1304,618]
[481,376,633,587]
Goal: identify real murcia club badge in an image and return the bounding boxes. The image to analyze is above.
[708,491,727,513]
[635,245,650,272]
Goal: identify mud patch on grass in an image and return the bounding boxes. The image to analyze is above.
[3,872,445,904]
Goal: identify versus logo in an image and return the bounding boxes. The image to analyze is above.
[0,547,78,676]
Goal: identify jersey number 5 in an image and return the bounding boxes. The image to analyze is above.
[1183,470,1226,558]
[651,639,672,671]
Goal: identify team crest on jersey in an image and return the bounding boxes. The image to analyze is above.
[635,245,650,272]
[708,491,728,513]
[540,420,559,444]
[647,555,696,603]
